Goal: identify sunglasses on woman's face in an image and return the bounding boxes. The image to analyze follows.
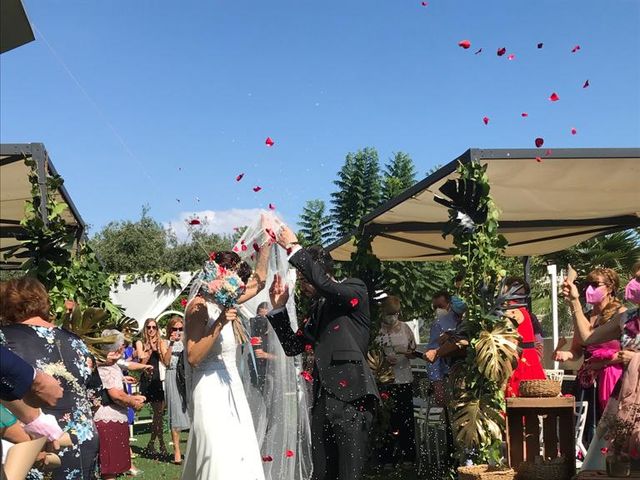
[172,327,183,332]
[586,281,606,289]
[147,325,158,330]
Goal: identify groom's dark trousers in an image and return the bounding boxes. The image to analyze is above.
[267,248,379,480]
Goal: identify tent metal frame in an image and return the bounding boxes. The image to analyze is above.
[327,148,640,255]
[0,143,87,270]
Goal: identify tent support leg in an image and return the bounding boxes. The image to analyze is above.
[523,256,532,311]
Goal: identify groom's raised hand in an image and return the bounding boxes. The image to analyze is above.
[269,274,290,309]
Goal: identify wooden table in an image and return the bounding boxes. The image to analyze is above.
[506,397,576,477]
[575,471,640,479]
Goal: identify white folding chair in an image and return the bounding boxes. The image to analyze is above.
[575,400,589,463]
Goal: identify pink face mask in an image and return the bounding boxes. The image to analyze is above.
[624,278,640,304]
[585,285,607,305]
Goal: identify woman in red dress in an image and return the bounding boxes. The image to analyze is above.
[503,277,547,397]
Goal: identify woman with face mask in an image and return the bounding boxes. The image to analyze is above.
[563,262,640,469]
[375,296,417,469]
[554,267,627,415]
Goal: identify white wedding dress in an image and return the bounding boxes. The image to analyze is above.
[181,302,265,480]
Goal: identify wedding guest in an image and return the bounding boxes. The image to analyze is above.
[95,330,146,480]
[249,302,272,391]
[376,296,416,467]
[136,318,167,457]
[160,316,190,465]
[553,268,626,415]
[503,277,546,397]
[0,277,101,480]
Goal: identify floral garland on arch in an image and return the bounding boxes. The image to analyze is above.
[434,161,521,466]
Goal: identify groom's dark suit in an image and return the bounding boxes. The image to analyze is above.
[267,248,379,480]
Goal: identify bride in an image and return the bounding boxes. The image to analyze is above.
[180,243,271,480]
[181,213,312,480]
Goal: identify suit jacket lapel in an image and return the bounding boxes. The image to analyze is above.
[305,297,325,339]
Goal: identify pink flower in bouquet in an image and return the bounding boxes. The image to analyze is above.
[207,279,224,292]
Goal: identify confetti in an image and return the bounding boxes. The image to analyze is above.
[236,173,245,182]
[350,298,359,308]
[458,39,471,49]
[304,344,313,352]
[301,371,313,382]
[338,379,348,388]
[537,42,544,49]
[545,149,553,156]
[250,337,261,346]
[600,448,608,455]
[333,324,340,331]
[180,298,187,307]
[265,137,275,147]
[535,157,543,163]
[583,79,590,88]
[571,45,581,53]
[421,1,428,5]
[188,218,201,225]
[253,242,261,252]
[535,137,544,148]
[571,127,577,135]
[549,92,560,102]
[521,112,529,117]
[262,455,273,462]
[296,329,304,337]
[508,54,516,60]
[497,47,506,56]
[381,392,390,401]
[285,450,295,458]
[241,244,248,252]
[253,186,262,192]
[209,251,216,260]
[483,116,490,125]
[268,203,276,210]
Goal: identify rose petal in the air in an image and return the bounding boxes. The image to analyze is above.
[262,455,273,462]
[250,337,261,346]
[483,116,489,125]
[265,137,275,147]
[253,242,261,252]
[535,157,543,163]
[571,45,581,53]
[381,392,390,401]
[188,218,201,225]
[537,42,544,49]
[296,329,304,337]
[350,298,359,308]
[583,79,590,88]
[236,173,245,182]
[285,450,295,458]
[497,47,506,56]
[535,137,544,148]
[545,149,553,157]
[268,203,276,210]
[241,244,248,252]
[338,379,348,388]
[301,371,313,382]
[571,127,577,135]
[521,112,528,117]
[508,54,515,60]
[549,92,560,102]
[253,186,262,192]
[458,40,471,49]
[333,324,340,331]
[180,298,188,307]
[421,1,428,5]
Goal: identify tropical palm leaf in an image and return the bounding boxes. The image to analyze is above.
[475,324,520,386]
[367,349,394,384]
[452,393,506,448]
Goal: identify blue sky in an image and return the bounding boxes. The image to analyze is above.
[1,0,639,239]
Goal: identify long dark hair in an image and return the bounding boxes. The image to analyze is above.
[212,251,252,283]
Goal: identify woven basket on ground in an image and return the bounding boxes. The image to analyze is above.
[457,465,516,480]
[519,379,561,397]
[516,456,568,480]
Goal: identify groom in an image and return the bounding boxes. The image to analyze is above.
[267,226,379,480]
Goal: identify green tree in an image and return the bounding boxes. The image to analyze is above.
[298,200,333,246]
[166,228,235,272]
[382,151,417,201]
[90,206,169,273]
[330,147,382,238]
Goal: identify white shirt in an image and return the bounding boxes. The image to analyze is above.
[377,322,416,384]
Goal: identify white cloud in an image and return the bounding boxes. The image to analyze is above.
[164,208,265,242]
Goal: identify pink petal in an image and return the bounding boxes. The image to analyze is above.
[535,137,544,148]
[265,137,275,147]
[300,371,313,382]
[295,329,304,337]
[253,242,261,252]
[350,298,359,308]
[180,298,188,307]
[474,48,482,55]
[497,47,506,56]
[188,218,201,225]
[241,244,248,252]
[380,392,390,401]
[236,173,245,182]
[545,149,553,156]
[421,1,428,5]
[285,450,295,458]
[571,127,577,135]
[458,40,471,49]
[333,324,340,331]
[508,54,516,60]
[268,203,276,210]
[482,116,489,125]
[549,92,560,102]
[537,42,544,49]
[250,337,261,346]
[571,45,581,53]
[583,79,590,88]
[535,157,543,163]
[262,455,273,462]
[253,186,262,192]
[521,112,528,117]
[338,379,348,388]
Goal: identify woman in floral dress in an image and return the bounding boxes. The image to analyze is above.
[0,277,101,480]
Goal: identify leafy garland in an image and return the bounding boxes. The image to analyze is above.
[110,271,183,290]
[435,161,520,465]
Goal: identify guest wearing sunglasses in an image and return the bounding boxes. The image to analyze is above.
[136,318,167,457]
[160,316,190,464]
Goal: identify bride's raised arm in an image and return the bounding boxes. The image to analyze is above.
[237,241,271,304]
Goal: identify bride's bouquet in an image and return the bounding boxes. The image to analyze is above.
[200,259,248,343]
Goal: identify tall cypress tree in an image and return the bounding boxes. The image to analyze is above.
[382,152,417,201]
[298,200,333,247]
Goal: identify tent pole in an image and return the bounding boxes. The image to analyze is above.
[522,256,532,312]
[547,264,560,370]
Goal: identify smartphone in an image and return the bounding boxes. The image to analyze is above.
[412,350,426,359]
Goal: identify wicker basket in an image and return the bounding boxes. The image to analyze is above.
[519,379,561,398]
[458,465,516,480]
[516,456,568,480]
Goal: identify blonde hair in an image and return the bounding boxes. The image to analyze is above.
[586,267,622,325]
[165,316,184,339]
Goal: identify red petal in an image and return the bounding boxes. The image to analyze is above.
[571,127,577,135]
[380,392,390,401]
[265,137,275,147]
[304,344,313,352]
[474,48,482,55]
[458,39,471,49]
[521,112,528,117]
[350,298,359,308]
[535,157,543,163]
[333,324,340,331]
[233,246,240,252]
[250,337,261,346]
[421,1,428,5]
[253,186,262,192]
[301,371,313,382]
[549,92,560,102]
[497,47,506,56]
[236,173,245,182]
[241,244,248,252]
[188,219,201,225]
[583,79,590,88]
[571,45,581,53]
[268,203,276,210]
[180,298,188,307]
[482,116,489,125]
[209,251,216,260]
[537,42,544,49]
[285,450,295,458]
[262,455,273,462]
[508,54,516,60]
[295,329,304,337]
[338,379,348,388]
[253,242,261,252]
[535,137,544,148]
[545,149,553,156]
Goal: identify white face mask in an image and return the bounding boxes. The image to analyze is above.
[436,308,449,318]
[382,314,398,325]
